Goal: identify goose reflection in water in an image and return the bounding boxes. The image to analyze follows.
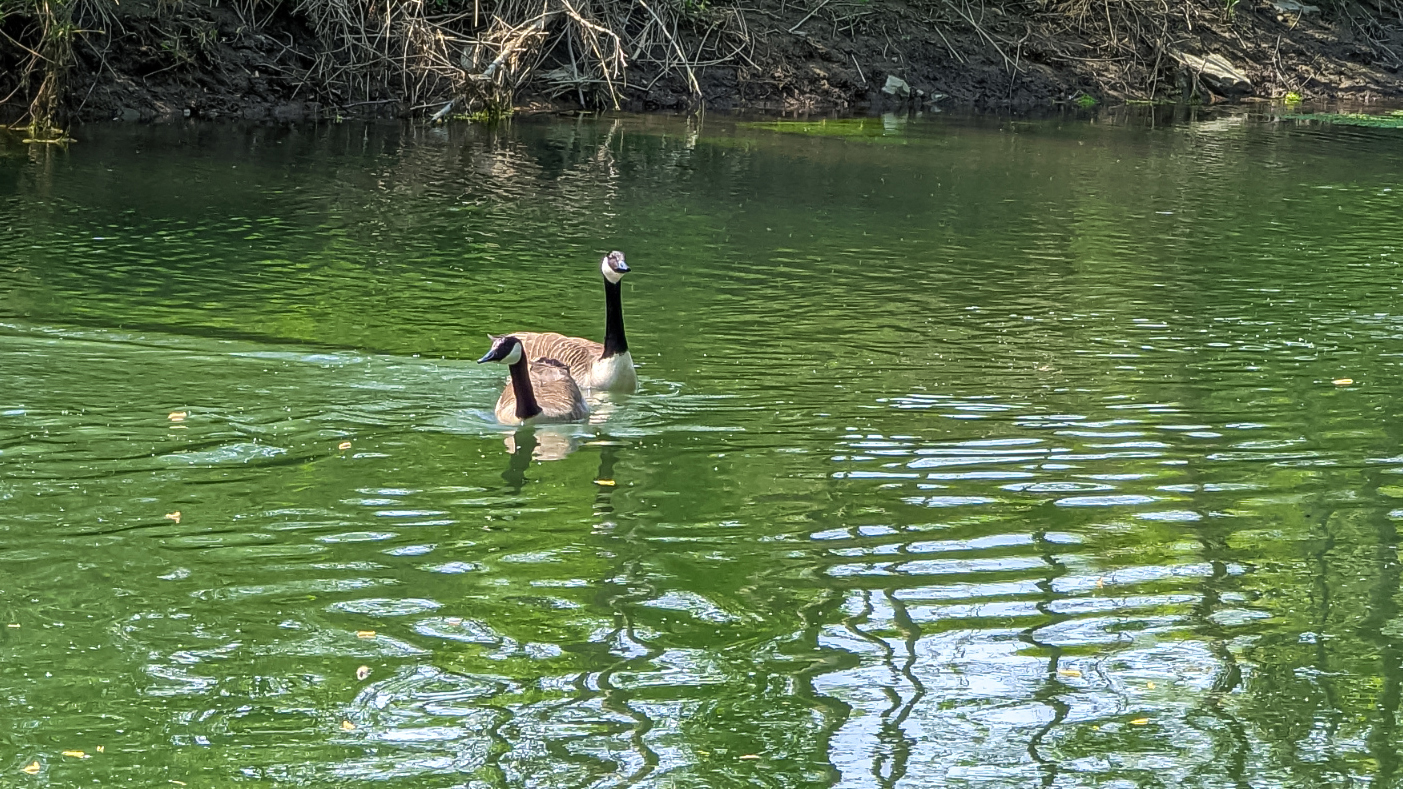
[500,427,584,492]
[499,425,622,498]
[498,389,628,464]
[503,424,583,463]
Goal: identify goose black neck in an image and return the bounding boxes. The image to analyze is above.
[508,358,543,420]
[602,278,627,359]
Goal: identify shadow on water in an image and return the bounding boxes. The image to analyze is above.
[501,428,540,491]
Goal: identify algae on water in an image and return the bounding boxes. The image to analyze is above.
[740,116,910,142]
[1283,110,1403,129]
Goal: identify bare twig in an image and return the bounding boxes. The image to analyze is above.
[638,0,701,98]
[4,0,753,122]
[788,0,831,33]
[943,0,1016,72]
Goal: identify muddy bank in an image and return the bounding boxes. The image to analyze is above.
[3,0,1403,126]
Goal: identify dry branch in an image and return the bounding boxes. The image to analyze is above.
[284,0,741,113]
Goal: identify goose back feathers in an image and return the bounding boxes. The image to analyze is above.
[478,336,589,425]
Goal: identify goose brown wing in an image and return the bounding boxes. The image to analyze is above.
[529,358,590,421]
[529,357,575,382]
[513,332,603,384]
[494,373,519,423]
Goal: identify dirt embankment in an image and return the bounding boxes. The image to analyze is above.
[3,0,1403,127]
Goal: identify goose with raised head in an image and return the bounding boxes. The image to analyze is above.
[478,335,590,425]
[512,250,637,393]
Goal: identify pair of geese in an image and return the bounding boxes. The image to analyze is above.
[477,251,636,424]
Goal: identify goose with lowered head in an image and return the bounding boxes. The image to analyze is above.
[478,335,589,425]
[511,250,637,393]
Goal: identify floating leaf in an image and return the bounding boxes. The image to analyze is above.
[338,441,352,450]
[1095,577,1105,589]
[170,782,188,787]
[739,754,761,760]
[96,746,104,753]
[356,665,371,680]
[341,720,356,731]
[168,411,187,422]
[594,479,617,486]
[165,512,181,523]
[1057,668,1082,678]
[1146,681,1155,689]
[61,750,87,759]
[7,623,19,628]
[1333,378,1354,386]
[1129,718,1150,726]
[355,630,377,639]
[21,761,40,774]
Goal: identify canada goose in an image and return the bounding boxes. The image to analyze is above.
[512,250,637,393]
[478,335,590,425]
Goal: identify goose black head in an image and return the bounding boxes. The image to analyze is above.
[601,250,629,284]
[478,334,524,365]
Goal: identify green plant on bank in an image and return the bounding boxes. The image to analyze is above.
[1225,0,1240,17]
[1074,93,1098,108]
[1282,91,1302,104]
[160,31,195,65]
[451,100,514,124]
[1,0,84,142]
[154,18,220,67]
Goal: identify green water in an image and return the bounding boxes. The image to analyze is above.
[3,110,1403,787]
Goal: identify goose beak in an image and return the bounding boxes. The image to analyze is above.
[616,261,630,273]
[476,350,496,363]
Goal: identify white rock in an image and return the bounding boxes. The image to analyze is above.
[1169,50,1252,95]
[881,75,911,98]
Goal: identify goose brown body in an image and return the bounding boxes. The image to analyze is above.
[479,335,590,426]
[513,332,603,382]
[494,357,589,425]
[505,251,638,393]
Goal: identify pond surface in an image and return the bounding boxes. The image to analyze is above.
[3,110,1403,787]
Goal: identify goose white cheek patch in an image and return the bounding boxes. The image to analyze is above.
[601,259,625,283]
[502,344,523,364]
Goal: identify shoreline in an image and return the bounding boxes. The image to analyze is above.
[5,0,1403,130]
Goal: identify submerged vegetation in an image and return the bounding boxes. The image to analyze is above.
[1283,110,1403,128]
[741,117,907,140]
